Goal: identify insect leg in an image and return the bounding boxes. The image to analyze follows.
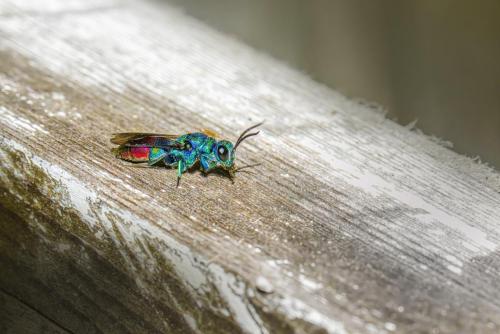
[200,154,216,173]
[176,160,185,187]
[228,169,235,184]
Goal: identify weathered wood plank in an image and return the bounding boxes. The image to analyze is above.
[1,0,500,333]
[0,288,70,334]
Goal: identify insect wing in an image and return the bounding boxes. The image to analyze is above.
[110,133,182,149]
[200,128,220,138]
[111,133,177,145]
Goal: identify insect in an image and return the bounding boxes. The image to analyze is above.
[111,122,263,187]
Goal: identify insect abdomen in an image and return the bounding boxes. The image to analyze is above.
[112,146,151,162]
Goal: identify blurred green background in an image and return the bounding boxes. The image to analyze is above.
[166,0,500,169]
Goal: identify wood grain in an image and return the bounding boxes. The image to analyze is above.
[1,0,500,333]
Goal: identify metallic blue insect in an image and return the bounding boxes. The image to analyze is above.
[111,122,262,186]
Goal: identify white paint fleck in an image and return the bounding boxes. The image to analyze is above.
[256,276,273,294]
[298,274,323,291]
[278,297,348,334]
[444,254,463,267]
[183,313,199,333]
[47,110,67,117]
[51,92,66,100]
[385,322,396,331]
[444,254,463,275]
[447,265,462,275]
[365,323,379,333]
[57,243,71,252]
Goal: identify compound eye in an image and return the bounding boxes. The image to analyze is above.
[217,145,229,161]
[184,141,193,150]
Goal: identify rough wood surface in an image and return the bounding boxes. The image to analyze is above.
[1,0,500,333]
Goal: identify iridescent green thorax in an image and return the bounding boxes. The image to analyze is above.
[165,133,235,174]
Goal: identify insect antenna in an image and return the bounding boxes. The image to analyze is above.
[235,169,257,175]
[233,121,264,151]
[234,162,261,172]
[233,162,261,176]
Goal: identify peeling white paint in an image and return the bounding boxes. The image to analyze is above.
[0,136,276,334]
[0,106,49,134]
[278,297,348,334]
[96,169,149,198]
[210,265,268,334]
[0,135,353,334]
[299,133,498,255]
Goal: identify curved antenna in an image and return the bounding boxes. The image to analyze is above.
[232,162,261,176]
[234,131,260,150]
[234,121,264,151]
[235,162,261,172]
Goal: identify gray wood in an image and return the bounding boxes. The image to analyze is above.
[0,288,70,334]
[1,0,500,333]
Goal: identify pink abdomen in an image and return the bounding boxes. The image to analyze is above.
[115,146,150,162]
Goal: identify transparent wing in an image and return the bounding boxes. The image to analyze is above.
[110,133,179,145]
[200,128,220,138]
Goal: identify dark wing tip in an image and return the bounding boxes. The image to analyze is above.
[110,132,180,145]
[110,133,135,145]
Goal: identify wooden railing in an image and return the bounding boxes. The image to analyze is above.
[1,0,500,333]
